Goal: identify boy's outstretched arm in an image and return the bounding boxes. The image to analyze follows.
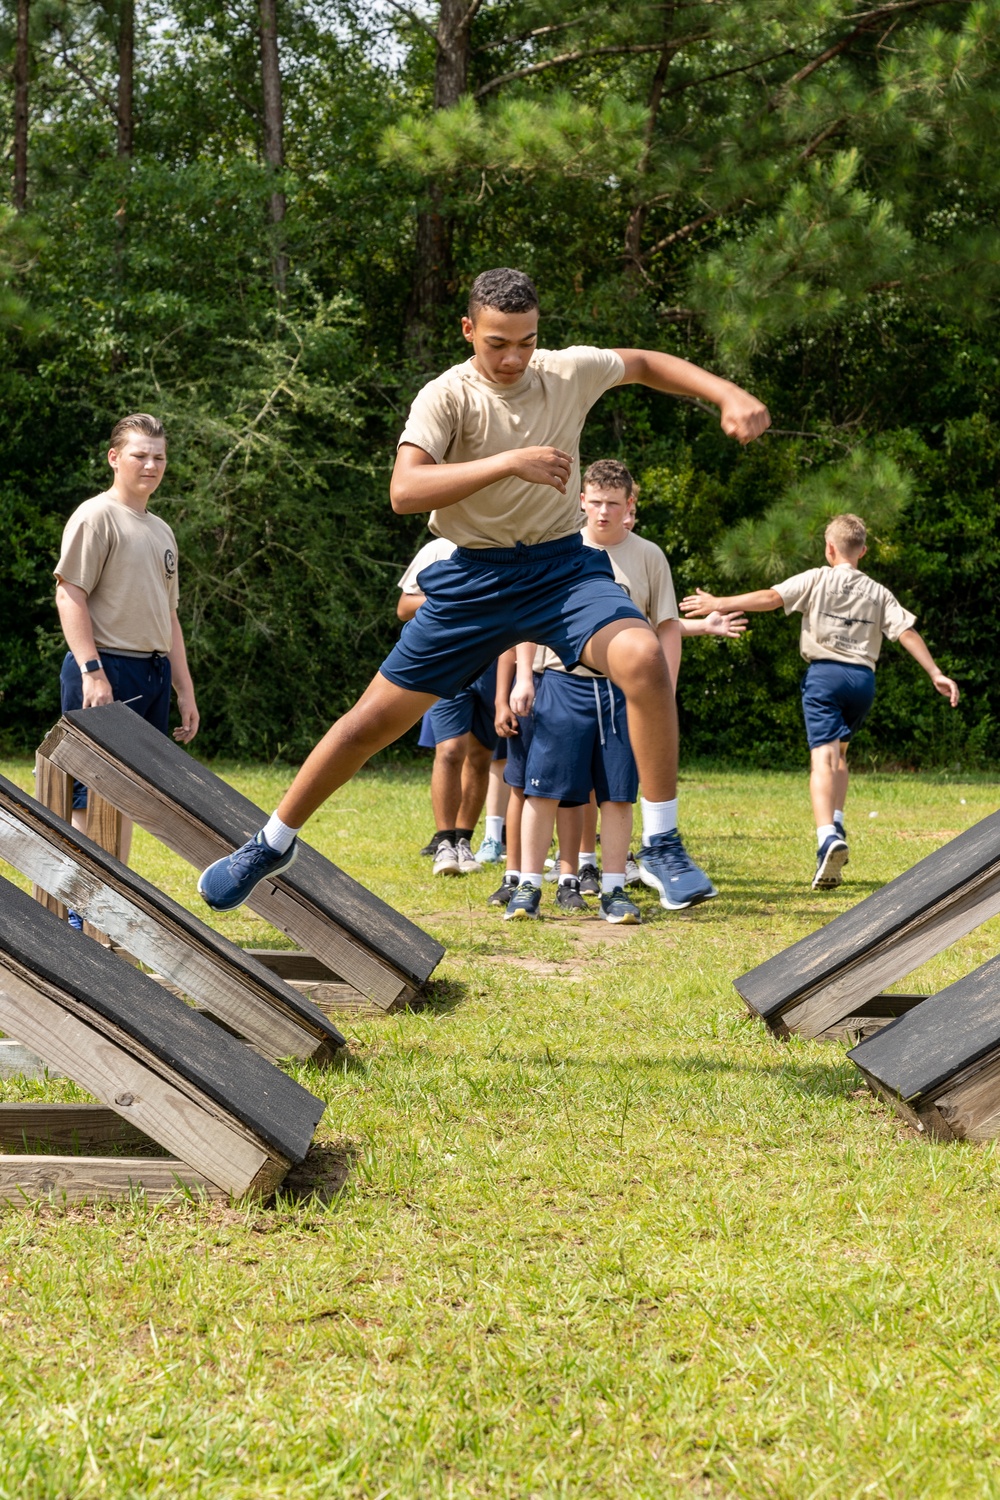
[898,628,960,706]
[681,587,782,617]
[613,350,770,445]
[680,611,749,638]
[391,443,572,514]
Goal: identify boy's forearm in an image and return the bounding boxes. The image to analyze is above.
[898,628,939,679]
[514,641,536,679]
[682,587,782,616]
[614,350,770,445]
[396,591,424,622]
[390,452,517,514]
[495,647,516,704]
[168,612,194,693]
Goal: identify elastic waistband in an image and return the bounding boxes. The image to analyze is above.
[455,532,583,566]
[96,648,169,662]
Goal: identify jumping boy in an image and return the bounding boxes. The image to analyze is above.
[509,459,746,923]
[681,512,960,889]
[55,413,199,924]
[197,267,769,914]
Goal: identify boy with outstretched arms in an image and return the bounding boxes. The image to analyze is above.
[508,460,746,923]
[197,268,769,914]
[681,512,959,889]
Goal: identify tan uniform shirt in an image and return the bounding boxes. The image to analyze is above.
[537,531,678,677]
[398,347,626,549]
[773,564,916,670]
[55,493,179,656]
[397,536,457,594]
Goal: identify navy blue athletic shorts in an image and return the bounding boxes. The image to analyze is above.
[524,670,638,805]
[800,659,876,749]
[381,533,645,700]
[427,660,498,752]
[60,651,172,809]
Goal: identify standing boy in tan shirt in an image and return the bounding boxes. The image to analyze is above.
[682,513,959,890]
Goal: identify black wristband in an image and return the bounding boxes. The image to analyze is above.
[81,658,103,675]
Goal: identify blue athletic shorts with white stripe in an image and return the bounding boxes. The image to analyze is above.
[524,669,638,805]
[800,659,877,749]
[381,533,645,701]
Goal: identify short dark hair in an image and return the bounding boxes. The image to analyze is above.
[582,459,634,497]
[468,268,539,320]
[110,413,166,448]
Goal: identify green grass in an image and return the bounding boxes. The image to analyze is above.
[1,758,1000,1499]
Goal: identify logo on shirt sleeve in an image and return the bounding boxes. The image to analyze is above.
[164,548,176,578]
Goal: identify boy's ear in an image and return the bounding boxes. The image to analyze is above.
[461,315,475,343]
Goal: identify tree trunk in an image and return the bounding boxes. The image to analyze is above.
[407,0,476,345]
[117,0,134,159]
[13,0,29,212]
[624,9,676,274]
[258,0,287,294]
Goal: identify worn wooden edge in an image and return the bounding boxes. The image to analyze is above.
[762,992,930,1042]
[852,1065,956,1141]
[0,1103,155,1152]
[0,1155,233,1205]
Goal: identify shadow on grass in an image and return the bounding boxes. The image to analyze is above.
[413,976,468,1015]
[276,1139,358,1206]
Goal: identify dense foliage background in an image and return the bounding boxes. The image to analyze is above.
[1,0,997,767]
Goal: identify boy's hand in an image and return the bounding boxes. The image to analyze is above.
[510,676,535,716]
[81,670,113,709]
[932,673,960,707]
[719,387,771,445]
[509,446,573,493]
[173,688,200,743]
[705,610,748,638]
[680,588,722,617]
[495,702,518,738]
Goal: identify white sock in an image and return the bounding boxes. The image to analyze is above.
[262,812,300,854]
[485,816,504,844]
[521,873,542,888]
[602,873,626,894]
[817,823,837,846]
[559,873,578,886]
[640,797,678,841]
[505,870,520,885]
[835,809,845,826]
[578,852,597,871]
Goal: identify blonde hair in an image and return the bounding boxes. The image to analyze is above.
[825,513,866,555]
[110,413,165,449]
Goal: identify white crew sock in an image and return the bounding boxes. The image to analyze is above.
[521,873,542,889]
[505,870,520,886]
[602,873,626,894]
[559,873,578,887]
[262,812,300,854]
[817,823,837,846]
[835,808,845,826]
[578,852,597,871]
[485,815,504,844]
[640,796,678,841]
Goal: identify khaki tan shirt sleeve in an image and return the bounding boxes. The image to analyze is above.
[398,379,459,462]
[881,591,916,641]
[772,568,822,614]
[646,549,679,626]
[55,515,111,595]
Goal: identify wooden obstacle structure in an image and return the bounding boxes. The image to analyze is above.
[849,954,1000,1141]
[0,771,344,1065]
[0,875,325,1203]
[38,703,445,1012]
[733,809,1000,1039]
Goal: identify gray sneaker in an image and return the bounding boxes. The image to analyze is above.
[624,853,641,887]
[455,837,482,874]
[433,840,461,876]
[555,877,586,911]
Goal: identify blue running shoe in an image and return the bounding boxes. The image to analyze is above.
[598,887,642,924]
[475,835,504,865]
[834,818,849,864]
[197,831,298,911]
[503,881,542,921]
[636,830,717,910]
[812,834,849,891]
[67,909,84,932]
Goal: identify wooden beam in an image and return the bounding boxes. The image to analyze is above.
[32,753,73,919]
[0,1102,153,1151]
[0,1155,229,1204]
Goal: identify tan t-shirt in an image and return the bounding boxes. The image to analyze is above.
[397,536,456,594]
[537,531,678,677]
[773,564,916,670]
[398,346,626,549]
[55,493,179,655]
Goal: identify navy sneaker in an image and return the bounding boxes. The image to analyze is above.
[578,862,600,897]
[420,831,446,857]
[834,818,849,864]
[487,874,519,908]
[812,834,849,891]
[598,887,642,924]
[198,831,298,911]
[637,830,717,910]
[555,877,586,912]
[67,909,84,932]
[504,882,542,921]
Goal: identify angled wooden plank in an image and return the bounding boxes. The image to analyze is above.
[0,1103,153,1152]
[734,810,1000,1031]
[0,1156,229,1204]
[0,773,344,1062]
[0,875,324,1166]
[32,753,73,919]
[42,705,444,986]
[248,949,343,983]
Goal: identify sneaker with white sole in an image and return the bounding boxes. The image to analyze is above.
[578,862,600,897]
[812,834,849,890]
[637,830,716,910]
[624,853,641,887]
[433,840,461,876]
[475,835,504,864]
[834,819,849,864]
[555,877,586,912]
[198,831,299,912]
[487,874,519,907]
[599,887,642,924]
[455,837,482,874]
[420,831,447,857]
[504,881,542,920]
